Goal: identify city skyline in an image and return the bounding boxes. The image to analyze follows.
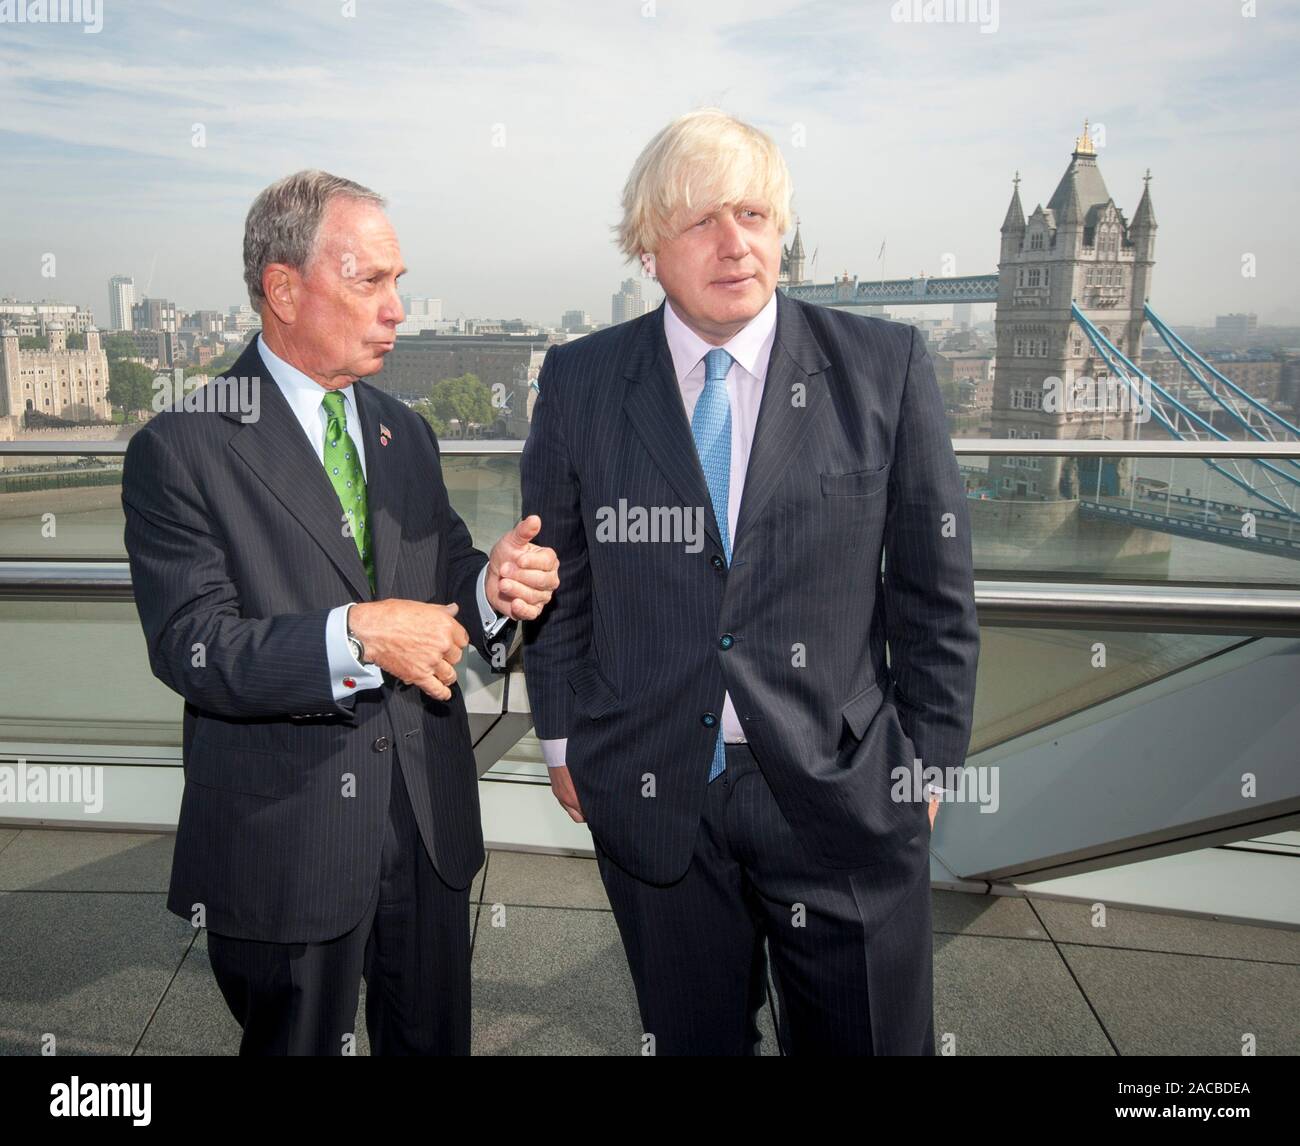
[0,1,1297,329]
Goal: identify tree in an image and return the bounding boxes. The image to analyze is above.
[18,336,48,351]
[411,398,448,438]
[203,346,240,376]
[66,332,86,349]
[103,333,137,362]
[108,360,157,421]
[427,373,493,438]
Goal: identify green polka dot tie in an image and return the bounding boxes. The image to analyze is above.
[321,390,375,593]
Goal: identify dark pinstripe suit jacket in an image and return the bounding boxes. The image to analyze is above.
[122,337,508,943]
[521,292,979,885]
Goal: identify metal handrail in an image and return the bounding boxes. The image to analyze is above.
[0,562,135,600]
[974,581,1300,636]
[1,562,1298,635]
[1,439,1298,459]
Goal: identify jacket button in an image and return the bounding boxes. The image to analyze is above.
[718,634,734,650]
[701,712,718,728]
[710,554,725,569]
[373,736,390,752]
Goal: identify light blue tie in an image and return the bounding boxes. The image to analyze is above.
[693,347,732,782]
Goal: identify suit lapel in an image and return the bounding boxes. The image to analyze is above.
[223,340,373,601]
[622,303,726,555]
[353,380,403,601]
[732,292,831,556]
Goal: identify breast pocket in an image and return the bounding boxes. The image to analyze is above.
[820,462,891,498]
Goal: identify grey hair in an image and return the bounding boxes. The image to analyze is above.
[242,169,386,310]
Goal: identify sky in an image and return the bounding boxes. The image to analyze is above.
[0,0,1296,330]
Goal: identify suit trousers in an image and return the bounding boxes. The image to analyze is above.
[593,742,936,1056]
[206,756,472,1055]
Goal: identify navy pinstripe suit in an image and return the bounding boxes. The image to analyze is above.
[122,336,508,1053]
[521,292,979,1054]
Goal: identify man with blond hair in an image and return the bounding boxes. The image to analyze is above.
[521,109,978,1055]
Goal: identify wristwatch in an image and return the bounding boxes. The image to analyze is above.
[345,603,369,665]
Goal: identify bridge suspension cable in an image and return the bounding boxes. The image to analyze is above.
[1144,304,1300,459]
[1070,303,1299,520]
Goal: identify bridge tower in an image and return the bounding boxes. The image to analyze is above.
[991,122,1156,500]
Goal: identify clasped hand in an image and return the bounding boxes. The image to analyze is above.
[348,514,559,701]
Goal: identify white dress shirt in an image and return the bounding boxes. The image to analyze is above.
[257,334,508,706]
[538,292,778,768]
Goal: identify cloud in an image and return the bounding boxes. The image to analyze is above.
[0,0,1296,325]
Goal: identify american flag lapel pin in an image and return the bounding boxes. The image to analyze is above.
[379,422,392,447]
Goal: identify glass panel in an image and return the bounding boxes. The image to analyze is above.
[0,453,125,559]
[483,628,1250,779]
[0,451,527,562]
[441,454,522,553]
[0,597,1254,784]
[3,446,1296,588]
[0,600,181,748]
[486,730,548,781]
[968,626,1245,753]
[962,453,1300,587]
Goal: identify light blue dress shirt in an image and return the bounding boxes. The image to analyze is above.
[536,295,776,769]
[530,302,947,799]
[257,335,508,706]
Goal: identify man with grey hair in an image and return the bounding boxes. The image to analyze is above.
[122,169,559,1055]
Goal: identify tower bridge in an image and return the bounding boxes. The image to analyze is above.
[783,121,1299,551]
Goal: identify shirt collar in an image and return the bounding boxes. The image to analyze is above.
[662,289,778,383]
[257,332,358,432]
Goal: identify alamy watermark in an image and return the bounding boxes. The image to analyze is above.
[0,758,103,814]
[892,761,999,814]
[49,1077,150,1125]
[0,0,103,33]
[153,369,260,422]
[594,500,706,554]
[1043,373,1153,423]
[890,0,999,34]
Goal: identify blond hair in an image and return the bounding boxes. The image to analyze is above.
[615,108,793,260]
